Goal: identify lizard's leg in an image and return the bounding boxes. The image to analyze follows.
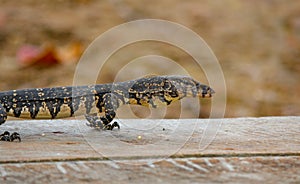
[85,93,120,130]
[0,104,21,142]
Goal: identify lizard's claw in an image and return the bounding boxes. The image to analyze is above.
[10,132,21,142]
[0,131,21,142]
[104,121,120,130]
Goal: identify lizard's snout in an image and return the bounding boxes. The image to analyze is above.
[201,86,215,98]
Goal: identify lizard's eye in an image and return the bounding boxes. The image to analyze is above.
[169,90,178,97]
[163,80,171,89]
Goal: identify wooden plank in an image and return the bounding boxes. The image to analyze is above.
[0,156,299,183]
[0,117,299,162]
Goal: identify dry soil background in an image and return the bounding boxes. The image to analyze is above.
[0,0,299,118]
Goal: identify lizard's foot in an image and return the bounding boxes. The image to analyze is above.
[85,114,120,130]
[85,114,105,130]
[104,121,120,130]
[0,131,21,142]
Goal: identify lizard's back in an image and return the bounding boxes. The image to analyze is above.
[0,84,113,119]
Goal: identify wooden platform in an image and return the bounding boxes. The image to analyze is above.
[0,117,299,183]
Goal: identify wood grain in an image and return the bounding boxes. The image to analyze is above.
[0,117,299,183]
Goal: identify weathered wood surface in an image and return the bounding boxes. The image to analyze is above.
[0,117,299,183]
[0,156,299,183]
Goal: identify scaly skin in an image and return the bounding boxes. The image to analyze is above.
[0,75,214,141]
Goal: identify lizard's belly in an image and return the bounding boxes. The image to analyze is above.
[7,102,100,119]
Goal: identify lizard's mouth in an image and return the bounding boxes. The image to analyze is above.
[202,87,215,98]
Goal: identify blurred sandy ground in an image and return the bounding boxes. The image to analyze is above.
[0,0,299,118]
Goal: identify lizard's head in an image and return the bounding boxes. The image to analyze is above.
[165,75,215,99]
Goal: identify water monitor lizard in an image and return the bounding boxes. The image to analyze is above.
[0,75,215,142]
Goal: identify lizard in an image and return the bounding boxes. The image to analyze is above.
[0,75,215,142]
